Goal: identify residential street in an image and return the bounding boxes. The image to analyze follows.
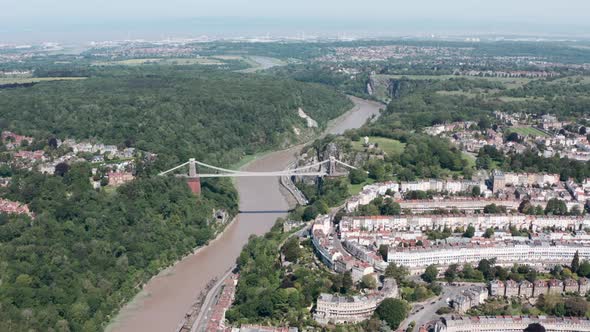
[400,283,483,331]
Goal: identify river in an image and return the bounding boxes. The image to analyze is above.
[106,96,383,332]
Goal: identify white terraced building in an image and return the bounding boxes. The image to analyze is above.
[397,198,532,213]
[434,315,590,332]
[340,214,590,235]
[399,179,485,194]
[314,278,398,325]
[388,242,590,274]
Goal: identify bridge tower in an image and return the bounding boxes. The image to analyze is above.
[186,158,201,195]
[328,156,337,176]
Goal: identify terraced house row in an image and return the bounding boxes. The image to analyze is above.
[433,315,590,332]
[388,242,590,274]
[489,278,590,299]
[339,214,590,235]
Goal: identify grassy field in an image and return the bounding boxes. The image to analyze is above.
[161,58,223,65]
[548,75,590,85]
[91,58,161,65]
[352,136,406,156]
[238,56,286,73]
[507,126,550,137]
[437,87,547,104]
[212,55,243,60]
[495,96,541,103]
[348,178,375,196]
[0,77,86,84]
[436,90,483,98]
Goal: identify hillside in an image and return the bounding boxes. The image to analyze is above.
[0,68,353,168]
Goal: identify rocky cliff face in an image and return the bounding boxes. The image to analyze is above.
[388,79,403,99]
[294,137,370,185]
[387,78,428,99]
[366,77,375,96]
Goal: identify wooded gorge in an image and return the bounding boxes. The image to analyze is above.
[0,66,352,331]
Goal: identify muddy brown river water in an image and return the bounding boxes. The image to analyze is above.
[106,96,383,332]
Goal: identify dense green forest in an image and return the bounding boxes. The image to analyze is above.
[0,67,352,168]
[0,164,237,331]
[226,221,333,328]
[269,63,371,97]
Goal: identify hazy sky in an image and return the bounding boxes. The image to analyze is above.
[1,0,589,43]
[2,0,589,23]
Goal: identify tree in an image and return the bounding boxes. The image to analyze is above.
[484,203,506,214]
[422,265,438,283]
[550,265,563,277]
[365,317,382,332]
[562,267,574,279]
[524,323,546,332]
[341,271,353,294]
[429,282,443,295]
[302,205,319,221]
[509,272,523,282]
[463,225,476,238]
[330,274,343,293]
[471,185,481,197]
[570,205,582,216]
[483,228,495,238]
[519,200,533,214]
[476,155,493,170]
[506,132,521,143]
[361,275,377,289]
[462,263,484,281]
[380,198,401,215]
[0,164,11,177]
[100,177,109,187]
[478,117,491,130]
[281,237,301,262]
[385,263,409,283]
[444,264,459,282]
[348,168,368,184]
[554,302,566,316]
[374,298,409,330]
[378,244,389,261]
[314,200,329,214]
[565,296,588,316]
[572,251,580,273]
[406,190,429,200]
[495,266,509,280]
[48,137,59,149]
[477,259,494,280]
[54,162,70,177]
[545,198,568,216]
[367,160,387,181]
[413,286,429,301]
[578,260,590,277]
